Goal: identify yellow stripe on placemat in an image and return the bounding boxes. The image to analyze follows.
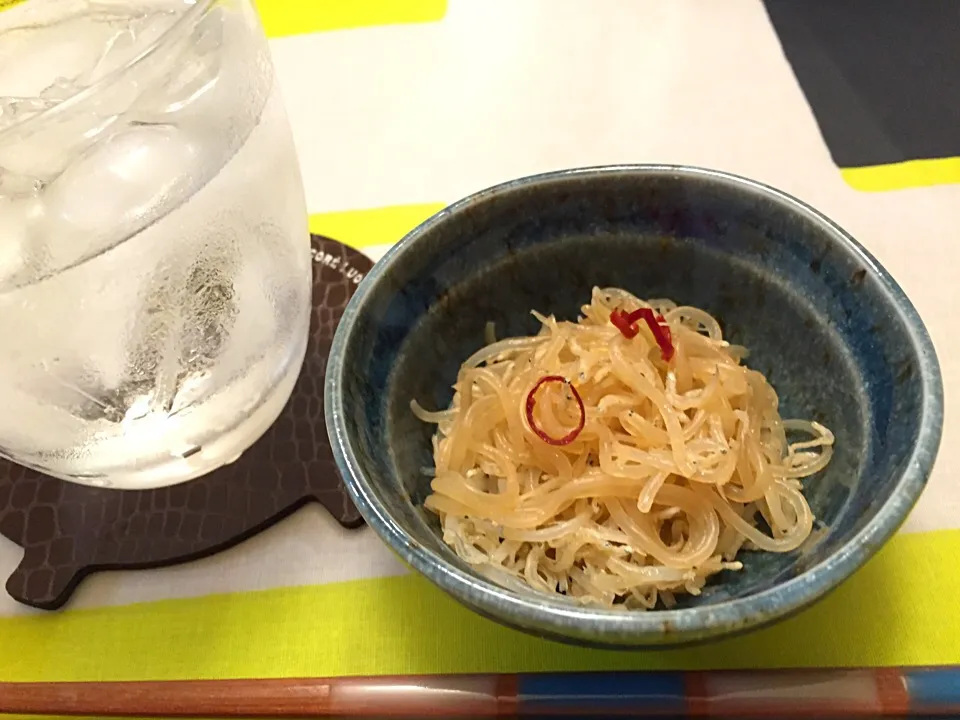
[1,1,448,32]
[1,529,959,682]
[255,0,448,39]
[842,157,960,192]
[309,203,446,250]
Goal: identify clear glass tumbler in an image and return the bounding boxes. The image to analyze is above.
[0,0,312,488]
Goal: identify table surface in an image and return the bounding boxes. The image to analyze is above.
[2,0,959,688]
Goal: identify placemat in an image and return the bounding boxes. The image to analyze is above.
[1,0,958,698]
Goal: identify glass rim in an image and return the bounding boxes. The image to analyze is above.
[0,0,216,143]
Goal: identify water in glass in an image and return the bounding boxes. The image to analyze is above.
[0,0,312,488]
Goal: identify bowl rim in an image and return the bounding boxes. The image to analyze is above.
[325,164,944,644]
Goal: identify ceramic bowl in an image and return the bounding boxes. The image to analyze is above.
[325,165,943,647]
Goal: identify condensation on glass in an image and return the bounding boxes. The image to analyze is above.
[0,0,312,488]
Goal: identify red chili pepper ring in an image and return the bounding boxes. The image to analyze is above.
[524,375,585,446]
[610,307,675,361]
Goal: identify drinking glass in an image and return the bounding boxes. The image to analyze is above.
[0,0,312,488]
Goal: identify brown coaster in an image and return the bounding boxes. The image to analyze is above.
[0,235,371,610]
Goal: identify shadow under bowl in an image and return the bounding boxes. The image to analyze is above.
[325,165,943,647]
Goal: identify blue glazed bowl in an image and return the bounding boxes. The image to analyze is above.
[325,165,943,647]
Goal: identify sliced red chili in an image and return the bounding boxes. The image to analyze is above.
[525,375,585,446]
[610,307,675,361]
[610,308,640,339]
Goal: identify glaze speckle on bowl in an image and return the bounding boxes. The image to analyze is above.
[325,165,943,647]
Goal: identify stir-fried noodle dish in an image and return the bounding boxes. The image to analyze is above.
[411,288,834,610]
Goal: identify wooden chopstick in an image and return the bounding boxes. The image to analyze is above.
[0,675,518,718]
[4,667,958,718]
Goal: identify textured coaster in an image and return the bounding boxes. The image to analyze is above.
[0,234,370,610]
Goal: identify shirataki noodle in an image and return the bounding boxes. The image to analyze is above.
[412,287,834,609]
